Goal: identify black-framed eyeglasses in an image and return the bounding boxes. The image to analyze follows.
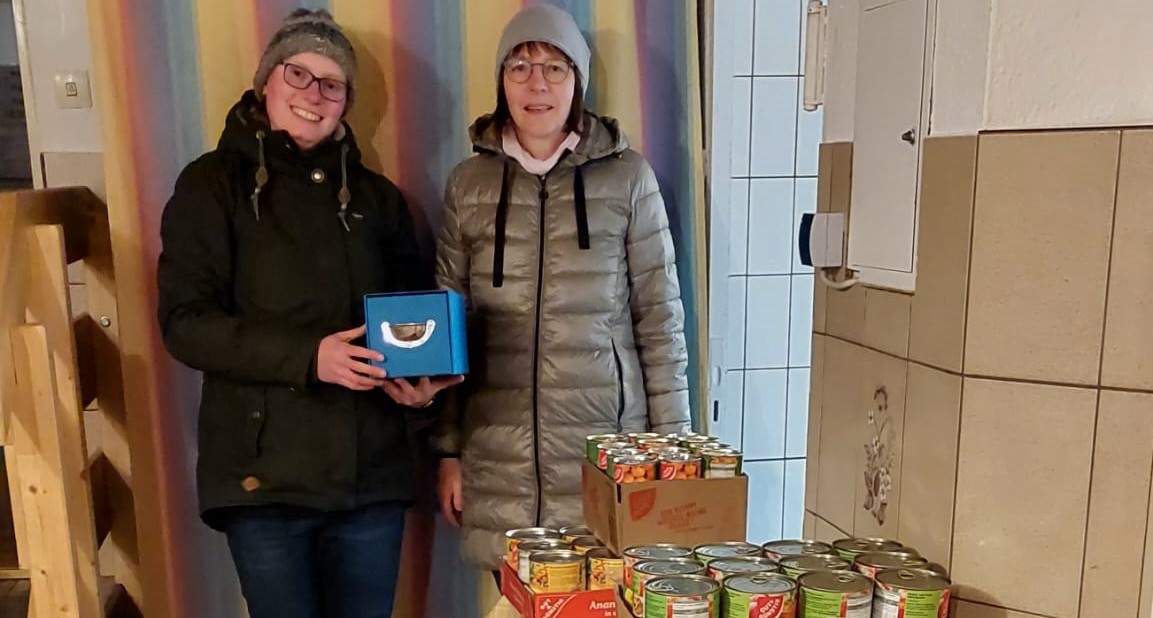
[502,58,573,84]
[281,62,348,103]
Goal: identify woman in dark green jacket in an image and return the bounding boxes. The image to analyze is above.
[156,10,458,618]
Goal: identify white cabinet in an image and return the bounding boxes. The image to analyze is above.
[847,0,933,291]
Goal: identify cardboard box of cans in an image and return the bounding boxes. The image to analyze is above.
[580,432,749,555]
[501,525,620,618]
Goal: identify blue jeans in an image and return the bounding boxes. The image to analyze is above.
[222,502,407,618]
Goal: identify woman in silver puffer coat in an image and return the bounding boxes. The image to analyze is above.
[432,4,692,570]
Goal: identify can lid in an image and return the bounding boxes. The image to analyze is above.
[781,554,850,571]
[702,448,742,457]
[506,527,559,539]
[854,551,926,569]
[695,542,761,558]
[875,568,951,591]
[571,535,604,548]
[585,548,619,560]
[645,575,720,596]
[625,544,693,559]
[599,441,633,450]
[530,550,584,564]
[725,573,796,594]
[636,559,705,576]
[711,557,777,570]
[614,454,658,465]
[659,450,698,463]
[834,537,904,554]
[518,539,571,552]
[764,540,834,556]
[797,570,873,593]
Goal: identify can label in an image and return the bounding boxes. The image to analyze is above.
[645,595,714,618]
[530,559,585,593]
[872,585,949,618]
[589,554,624,590]
[614,457,658,483]
[703,451,743,478]
[724,589,795,618]
[801,588,872,618]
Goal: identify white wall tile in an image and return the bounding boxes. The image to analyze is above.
[726,277,748,370]
[754,0,802,76]
[730,0,756,76]
[792,179,818,272]
[750,77,799,177]
[796,92,823,176]
[783,460,807,538]
[786,368,810,458]
[742,369,788,459]
[789,275,814,366]
[730,77,753,177]
[747,179,796,275]
[717,370,746,449]
[745,276,791,368]
[730,179,750,275]
[746,460,786,543]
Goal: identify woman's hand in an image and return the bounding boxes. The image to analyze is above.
[382,375,465,408]
[316,325,386,390]
[438,457,464,526]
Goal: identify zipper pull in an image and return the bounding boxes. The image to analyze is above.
[538,175,548,201]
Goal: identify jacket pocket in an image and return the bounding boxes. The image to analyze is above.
[246,389,269,459]
[611,339,625,429]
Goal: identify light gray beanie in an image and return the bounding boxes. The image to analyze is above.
[253,9,358,106]
[495,4,591,94]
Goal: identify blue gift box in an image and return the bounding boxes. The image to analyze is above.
[363,290,469,378]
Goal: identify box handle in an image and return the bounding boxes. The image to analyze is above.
[381,319,437,349]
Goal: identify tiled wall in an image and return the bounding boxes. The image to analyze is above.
[806,129,1153,618]
[713,0,823,544]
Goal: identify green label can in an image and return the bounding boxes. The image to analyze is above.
[701,448,744,478]
[779,555,851,580]
[644,575,720,618]
[853,551,926,580]
[798,571,873,618]
[708,557,778,582]
[762,540,835,563]
[586,434,624,464]
[633,558,706,613]
[694,542,763,565]
[723,573,796,618]
[832,538,905,562]
[872,569,950,618]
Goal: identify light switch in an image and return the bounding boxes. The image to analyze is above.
[53,70,92,109]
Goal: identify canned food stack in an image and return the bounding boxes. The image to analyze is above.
[607,536,951,618]
[504,526,625,594]
[586,432,745,483]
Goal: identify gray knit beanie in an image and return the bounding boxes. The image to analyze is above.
[253,9,357,106]
[495,4,591,95]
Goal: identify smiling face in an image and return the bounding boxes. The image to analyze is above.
[263,52,347,150]
[502,43,577,144]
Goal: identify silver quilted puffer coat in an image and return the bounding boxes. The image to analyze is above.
[432,111,691,568]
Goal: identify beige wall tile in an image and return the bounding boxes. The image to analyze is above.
[1102,130,1153,390]
[803,511,817,539]
[909,136,977,373]
[825,285,866,345]
[1141,458,1153,618]
[952,601,1040,618]
[898,363,962,568]
[864,287,912,358]
[952,378,1096,617]
[1081,390,1153,618]
[965,131,1119,385]
[815,338,866,533]
[813,515,849,544]
[852,349,907,541]
[805,335,826,511]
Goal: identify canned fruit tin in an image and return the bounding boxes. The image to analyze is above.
[598,441,635,470]
[633,559,707,612]
[628,432,663,444]
[679,435,718,449]
[873,568,950,618]
[614,453,660,483]
[832,538,905,562]
[607,448,647,477]
[853,551,927,580]
[529,549,586,593]
[707,557,778,582]
[723,573,797,618]
[625,545,695,589]
[644,575,721,618]
[505,527,560,568]
[798,571,873,618]
[587,548,625,591]
[571,535,605,554]
[638,438,679,450]
[763,541,835,562]
[517,539,572,584]
[779,555,851,580]
[587,434,626,463]
[661,451,703,480]
[558,525,593,544]
[694,542,762,565]
[702,449,744,478]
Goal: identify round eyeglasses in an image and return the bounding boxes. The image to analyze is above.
[502,59,573,85]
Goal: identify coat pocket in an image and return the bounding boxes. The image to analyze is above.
[611,339,625,429]
[245,389,269,459]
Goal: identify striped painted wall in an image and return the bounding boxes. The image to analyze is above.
[87,1,704,615]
